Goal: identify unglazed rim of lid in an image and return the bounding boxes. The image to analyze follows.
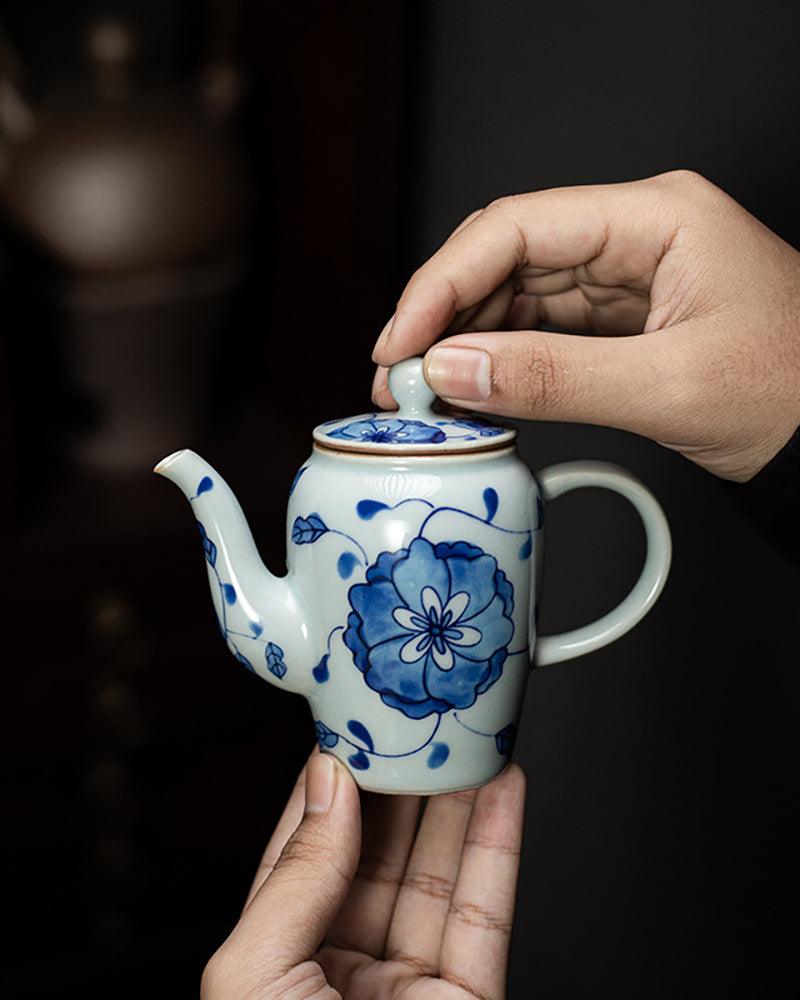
[312,357,517,455]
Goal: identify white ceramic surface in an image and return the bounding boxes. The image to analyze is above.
[155,357,671,794]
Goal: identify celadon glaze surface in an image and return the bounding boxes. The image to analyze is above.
[155,357,672,793]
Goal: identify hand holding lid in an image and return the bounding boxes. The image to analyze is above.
[314,356,514,452]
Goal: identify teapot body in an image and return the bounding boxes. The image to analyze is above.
[157,358,670,795]
[290,443,540,793]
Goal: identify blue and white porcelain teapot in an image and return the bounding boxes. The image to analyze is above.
[155,357,671,794]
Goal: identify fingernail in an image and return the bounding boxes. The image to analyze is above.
[305,753,336,813]
[373,315,395,358]
[426,346,492,401]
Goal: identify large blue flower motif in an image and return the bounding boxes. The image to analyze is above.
[328,418,446,445]
[344,538,514,719]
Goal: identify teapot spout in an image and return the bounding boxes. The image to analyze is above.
[154,449,313,695]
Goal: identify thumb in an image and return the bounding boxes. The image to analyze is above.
[226,754,361,980]
[422,328,690,442]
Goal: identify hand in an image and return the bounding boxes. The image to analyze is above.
[201,750,525,999]
[371,170,800,481]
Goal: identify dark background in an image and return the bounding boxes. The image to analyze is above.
[1,2,798,997]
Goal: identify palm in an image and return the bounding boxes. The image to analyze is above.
[320,948,488,1000]
[209,762,524,1000]
[448,259,660,340]
[311,782,522,1000]
[317,949,488,998]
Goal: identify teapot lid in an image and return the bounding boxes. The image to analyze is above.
[313,357,516,455]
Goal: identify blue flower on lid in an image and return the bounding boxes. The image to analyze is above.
[327,418,446,445]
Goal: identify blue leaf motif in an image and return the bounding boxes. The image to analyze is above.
[356,499,389,520]
[288,465,308,497]
[495,723,517,756]
[222,583,237,605]
[313,654,330,684]
[249,621,263,637]
[348,750,370,770]
[347,719,374,752]
[196,475,214,495]
[196,520,217,567]
[483,487,499,522]
[519,535,532,560]
[235,651,255,672]
[452,418,505,438]
[315,720,339,748]
[337,552,360,579]
[265,642,287,679]
[427,742,450,769]
[291,514,328,544]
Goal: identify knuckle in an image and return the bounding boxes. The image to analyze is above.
[403,265,427,295]
[461,206,485,227]
[279,828,322,867]
[486,193,521,212]
[356,850,405,887]
[402,866,456,900]
[276,828,354,890]
[385,948,437,977]
[448,898,513,934]
[498,340,568,413]
[464,831,521,858]
[653,169,720,203]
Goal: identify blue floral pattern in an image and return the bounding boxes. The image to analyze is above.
[315,721,339,748]
[328,417,447,445]
[345,537,514,719]
[452,418,505,437]
[189,470,527,775]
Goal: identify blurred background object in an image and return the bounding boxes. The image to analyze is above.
[1,6,248,485]
[1,1,798,997]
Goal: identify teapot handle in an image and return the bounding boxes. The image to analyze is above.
[533,461,671,667]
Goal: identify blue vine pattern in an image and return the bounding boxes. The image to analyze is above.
[194,473,535,775]
[190,477,290,681]
[297,486,535,772]
[313,712,445,772]
[291,512,368,574]
[312,626,343,684]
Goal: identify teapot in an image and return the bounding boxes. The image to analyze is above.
[155,357,671,794]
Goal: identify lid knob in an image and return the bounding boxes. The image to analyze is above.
[388,357,437,420]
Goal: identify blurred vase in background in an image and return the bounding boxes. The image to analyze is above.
[0,13,249,481]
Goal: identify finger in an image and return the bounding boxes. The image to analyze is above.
[371,364,393,409]
[242,750,313,911]
[507,287,593,332]
[373,177,679,365]
[325,793,422,958]
[225,753,361,980]
[448,279,516,335]
[422,326,688,442]
[372,279,517,410]
[384,789,477,977]
[447,206,485,240]
[439,763,526,1000]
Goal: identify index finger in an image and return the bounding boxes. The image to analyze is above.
[372,175,681,366]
